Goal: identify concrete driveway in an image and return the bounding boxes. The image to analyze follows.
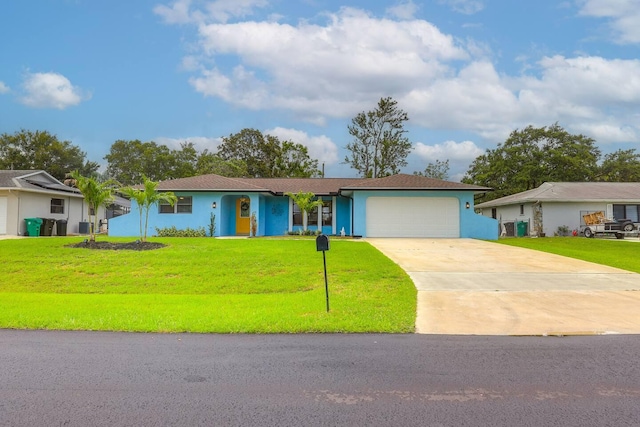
[367,238,640,336]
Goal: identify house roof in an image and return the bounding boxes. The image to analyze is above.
[155,174,269,192]
[476,182,640,208]
[246,178,363,195]
[0,170,82,196]
[339,174,492,192]
[154,173,491,195]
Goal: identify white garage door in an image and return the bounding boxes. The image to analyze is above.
[366,197,460,238]
[0,197,7,235]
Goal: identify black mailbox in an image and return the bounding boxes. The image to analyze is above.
[316,234,330,252]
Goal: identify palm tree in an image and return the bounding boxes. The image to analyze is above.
[120,176,177,242]
[69,171,116,242]
[285,191,324,232]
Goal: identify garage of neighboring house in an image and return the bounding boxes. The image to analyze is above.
[365,196,460,238]
[0,196,7,235]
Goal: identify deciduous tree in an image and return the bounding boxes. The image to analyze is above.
[105,140,176,185]
[344,97,412,178]
[414,159,450,180]
[217,129,319,178]
[0,129,98,180]
[196,150,248,177]
[463,124,600,202]
[596,149,640,182]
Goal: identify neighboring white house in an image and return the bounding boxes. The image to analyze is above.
[475,182,640,237]
[0,170,129,236]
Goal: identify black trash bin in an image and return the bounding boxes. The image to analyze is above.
[56,219,68,236]
[39,218,55,236]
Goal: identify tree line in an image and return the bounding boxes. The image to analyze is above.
[2,98,640,196]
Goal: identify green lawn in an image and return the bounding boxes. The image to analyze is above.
[0,237,416,333]
[496,236,640,273]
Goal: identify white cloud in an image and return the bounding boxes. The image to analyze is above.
[154,0,194,24]
[386,0,420,20]
[160,3,640,146]
[578,0,640,44]
[155,136,222,151]
[265,127,339,165]
[0,81,9,94]
[405,61,520,139]
[154,0,269,24]
[191,7,467,118]
[439,0,485,15]
[414,140,484,162]
[204,0,269,23]
[20,72,88,109]
[570,122,639,144]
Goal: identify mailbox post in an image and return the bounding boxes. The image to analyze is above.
[316,234,330,312]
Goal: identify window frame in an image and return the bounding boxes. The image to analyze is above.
[50,198,64,214]
[159,196,192,214]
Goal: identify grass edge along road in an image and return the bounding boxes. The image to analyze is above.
[496,236,640,274]
[0,237,416,333]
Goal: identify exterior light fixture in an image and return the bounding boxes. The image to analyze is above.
[212,201,217,209]
[465,202,470,209]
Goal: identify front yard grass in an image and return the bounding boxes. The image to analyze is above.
[496,236,640,273]
[0,237,416,333]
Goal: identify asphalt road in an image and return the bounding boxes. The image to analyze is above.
[1,331,639,427]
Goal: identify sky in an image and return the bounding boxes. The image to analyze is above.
[1,0,639,180]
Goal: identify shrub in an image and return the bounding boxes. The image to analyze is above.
[556,225,570,236]
[154,226,207,237]
[286,229,320,236]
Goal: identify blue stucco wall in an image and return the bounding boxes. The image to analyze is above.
[109,192,221,237]
[335,196,351,236]
[351,190,498,239]
[265,196,288,235]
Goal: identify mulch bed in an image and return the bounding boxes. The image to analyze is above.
[67,240,166,251]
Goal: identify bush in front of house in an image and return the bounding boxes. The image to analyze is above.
[154,226,207,237]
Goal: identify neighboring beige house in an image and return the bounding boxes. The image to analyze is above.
[0,170,133,236]
[475,182,640,237]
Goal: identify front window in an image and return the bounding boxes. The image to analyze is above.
[322,200,332,226]
[239,198,250,218]
[177,196,192,213]
[51,198,64,214]
[159,196,192,214]
[159,200,174,213]
[308,205,319,225]
[519,204,524,215]
[292,203,302,226]
[613,204,639,222]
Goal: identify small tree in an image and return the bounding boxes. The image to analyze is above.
[285,191,324,232]
[120,176,177,242]
[69,171,116,242]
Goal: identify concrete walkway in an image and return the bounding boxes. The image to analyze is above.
[367,238,640,336]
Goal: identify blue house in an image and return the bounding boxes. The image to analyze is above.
[108,173,498,239]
